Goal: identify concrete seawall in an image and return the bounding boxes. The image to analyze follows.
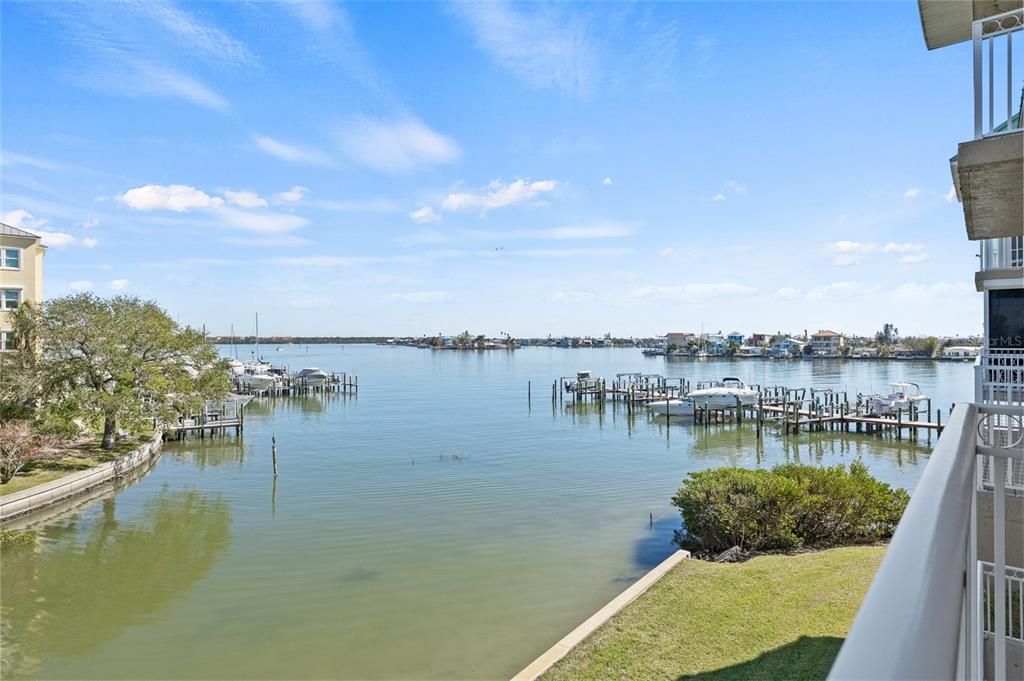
[0,431,164,523]
[511,549,689,681]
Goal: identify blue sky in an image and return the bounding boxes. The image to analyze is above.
[0,1,982,338]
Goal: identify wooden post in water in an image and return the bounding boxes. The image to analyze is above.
[896,409,902,440]
[272,434,278,477]
[937,408,942,434]
[528,380,531,405]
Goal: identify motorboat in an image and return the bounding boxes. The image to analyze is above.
[688,377,759,409]
[565,370,600,392]
[237,369,276,391]
[649,398,695,417]
[864,382,928,416]
[294,367,330,386]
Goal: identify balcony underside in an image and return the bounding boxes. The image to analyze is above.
[957,131,1024,240]
[976,267,1024,291]
[918,0,1024,49]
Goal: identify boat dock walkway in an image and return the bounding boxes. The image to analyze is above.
[540,372,948,440]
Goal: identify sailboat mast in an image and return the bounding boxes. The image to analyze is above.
[255,313,260,362]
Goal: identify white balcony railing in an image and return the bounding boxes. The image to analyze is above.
[973,8,1024,139]
[980,236,1024,270]
[976,348,1024,406]
[829,403,1024,681]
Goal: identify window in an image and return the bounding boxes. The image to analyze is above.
[988,289,1024,349]
[1,247,20,269]
[0,330,14,352]
[1011,235,1023,269]
[1,289,20,310]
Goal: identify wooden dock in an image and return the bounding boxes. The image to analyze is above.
[542,372,948,440]
[233,372,359,397]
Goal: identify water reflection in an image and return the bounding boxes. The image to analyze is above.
[0,489,230,679]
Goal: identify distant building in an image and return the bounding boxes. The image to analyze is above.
[738,345,764,357]
[665,332,695,348]
[770,338,804,356]
[810,329,845,355]
[726,331,745,345]
[748,333,769,347]
[851,347,880,358]
[943,345,981,359]
[0,223,46,352]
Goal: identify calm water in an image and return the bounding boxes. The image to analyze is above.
[1,347,973,680]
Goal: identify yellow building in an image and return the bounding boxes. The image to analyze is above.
[0,223,46,351]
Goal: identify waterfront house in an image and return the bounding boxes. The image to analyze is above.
[769,338,804,357]
[727,331,745,345]
[665,332,695,349]
[737,345,764,358]
[944,345,982,359]
[748,333,770,347]
[850,347,880,359]
[0,223,45,352]
[810,329,845,356]
[830,4,1024,679]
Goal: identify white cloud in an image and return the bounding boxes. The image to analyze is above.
[602,177,612,186]
[903,187,921,199]
[223,190,267,208]
[775,287,802,299]
[82,237,98,248]
[410,206,441,224]
[710,193,726,202]
[97,60,231,112]
[945,185,958,203]
[821,240,926,266]
[491,247,630,258]
[118,184,224,212]
[2,208,48,230]
[804,281,878,302]
[442,179,557,214]
[551,290,594,302]
[465,222,635,241]
[891,281,975,301]
[253,135,333,166]
[0,151,67,171]
[724,179,746,194]
[275,186,308,203]
[630,282,757,300]
[1,209,85,248]
[388,291,452,303]
[396,230,449,247]
[450,2,593,95]
[69,280,94,291]
[109,279,130,290]
[116,184,308,233]
[221,235,310,247]
[626,282,757,301]
[334,117,460,172]
[215,206,308,234]
[313,198,400,213]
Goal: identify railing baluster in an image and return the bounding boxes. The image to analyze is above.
[974,20,984,138]
[993,454,1007,680]
[989,36,995,134]
[1008,31,1013,127]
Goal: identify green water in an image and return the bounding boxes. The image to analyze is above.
[0,347,972,680]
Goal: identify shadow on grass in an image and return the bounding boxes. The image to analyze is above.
[677,635,844,681]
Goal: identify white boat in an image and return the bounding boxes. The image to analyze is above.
[294,367,329,386]
[565,370,600,392]
[688,377,759,409]
[865,382,928,416]
[649,398,695,417]
[238,370,276,391]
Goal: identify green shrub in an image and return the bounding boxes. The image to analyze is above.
[672,462,909,553]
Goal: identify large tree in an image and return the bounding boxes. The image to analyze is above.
[13,294,229,449]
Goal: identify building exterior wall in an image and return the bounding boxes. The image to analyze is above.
[0,232,45,349]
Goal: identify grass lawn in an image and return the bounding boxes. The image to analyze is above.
[0,430,154,497]
[542,545,885,681]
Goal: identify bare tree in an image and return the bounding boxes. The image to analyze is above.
[0,422,60,484]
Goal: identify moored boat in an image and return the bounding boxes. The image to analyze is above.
[864,382,928,416]
[294,367,329,386]
[688,377,759,409]
[649,398,695,417]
